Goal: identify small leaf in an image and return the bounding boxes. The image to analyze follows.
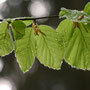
[15,27,36,72]
[0,22,13,56]
[11,20,26,40]
[59,8,90,23]
[36,25,64,69]
[57,19,90,69]
[84,2,90,15]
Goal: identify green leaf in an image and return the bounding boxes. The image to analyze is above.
[57,19,90,69]
[15,27,36,72]
[57,19,74,44]
[22,20,33,26]
[84,2,90,15]
[11,20,26,40]
[0,22,13,56]
[36,25,64,69]
[60,8,90,23]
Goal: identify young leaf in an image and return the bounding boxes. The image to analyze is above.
[84,2,90,15]
[60,8,90,23]
[11,20,26,40]
[36,25,64,69]
[0,22,13,56]
[57,19,90,69]
[15,27,36,72]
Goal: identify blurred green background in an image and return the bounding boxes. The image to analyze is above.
[0,0,90,90]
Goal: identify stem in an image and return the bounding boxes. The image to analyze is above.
[15,15,59,20]
[0,15,59,22]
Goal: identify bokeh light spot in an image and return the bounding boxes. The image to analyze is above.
[28,1,51,17]
[0,78,16,90]
[0,0,7,4]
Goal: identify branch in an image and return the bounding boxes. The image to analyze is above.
[15,15,59,20]
[0,15,59,22]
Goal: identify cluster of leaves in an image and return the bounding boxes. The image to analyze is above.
[0,2,90,72]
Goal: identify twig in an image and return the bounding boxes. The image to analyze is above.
[15,15,59,20]
[0,15,59,22]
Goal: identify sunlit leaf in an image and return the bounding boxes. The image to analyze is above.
[15,27,36,72]
[22,20,33,26]
[84,2,90,15]
[60,8,90,23]
[36,25,64,69]
[11,20,26,40]
[57,19,90,69]
[0,22,13,56]
[57,19,74,45]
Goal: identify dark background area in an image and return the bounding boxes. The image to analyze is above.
[0,0,90,90]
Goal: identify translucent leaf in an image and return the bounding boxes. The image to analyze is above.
[84,2,90,15]
[60,8,90,23]
[11,20,26,40]
[15,27,36,72]
[57,19,90,69]
[0,22,13,56]
[57,19,74,44]
[36,25,64,69]
[22,20,33,26]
